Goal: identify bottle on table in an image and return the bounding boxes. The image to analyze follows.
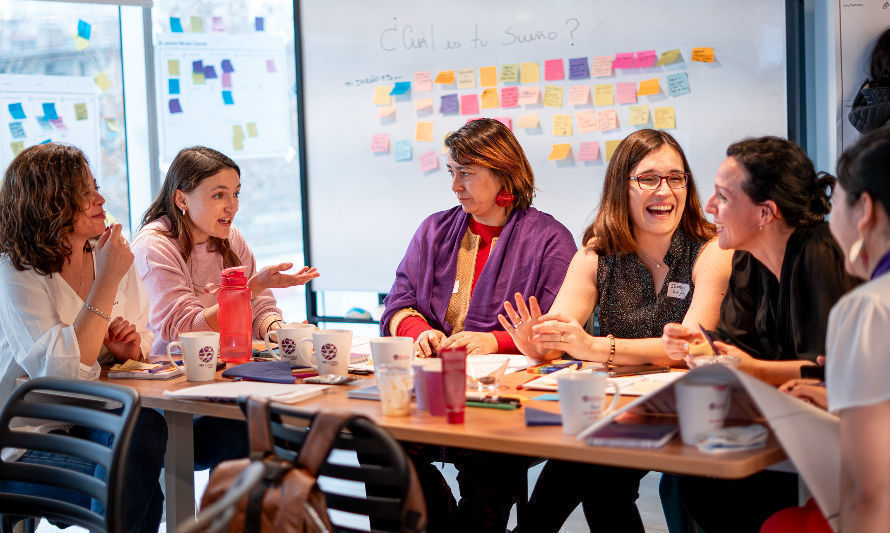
[217,265,252,363]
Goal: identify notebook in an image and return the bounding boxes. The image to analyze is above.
[585,422,678,449]
[163,382,329,404]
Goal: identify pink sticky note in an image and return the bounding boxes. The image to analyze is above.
[592,56,613,77]
[518,86,540,105]
[495,117,512,130]
[612,53,635,69]
[419,150,439,172]
[544,59,565,81]
[634,50,657,68]
[616,82,637,104]
[212,16,225,32]
[414,71,432,92]
[568,85,590,106]
[578,141,600,161]
[597,109,618,131]
[576,109,598,133]
[371,134,390,153]
[266,59,276,73]
[460,94,479,115]
[221,72,232,89]
[501,86,520,108]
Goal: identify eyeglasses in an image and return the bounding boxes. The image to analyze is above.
[629,172,689,190]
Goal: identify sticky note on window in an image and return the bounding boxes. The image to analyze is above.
[73,103,88,120]
[568,85,589,106]
[419,151,439,172]
[495,117,512,130]
[479,66,497,87]
[552,115,572,136]
[440,94,459,114]
[569,57,590,80]
[74,37,89,51]
[50,118,67,131]
[8,103,26,120]
[233,136,244,151]
[415,121,434,142]
[481,88,499,109]
[222,73,232,89]
[501,86,520,108]
[94,71,112,92]
[612,53,634,69]
[628,104,650,125]
[592,56,613,77]
[221,59,234,73]
[394,140,412,161]
[170,17,183,33]
[371,133,389,153]
[255,17,264,31]
[41,103,58,121]
[234,124,246,140]
[10,141,25,156]
[266,59,276,73]
[8,122,26,139]
[518,114,539,128]
[520,62,540,83]
[544,59,564,81]
[192,72,206,85]
[390,81,411,95]
[667,72,691,97]
[543,86,563,108]
[246,122,258,137]
[435,70,455,84]
[460,94,479,115]
[597,109,618,131]
[638,78,660,96]
[457,68,476,89]
[657,49,682,66]
[168,79,180,95]
[373,86,392,105]
[168,60,180,76]
[192,60,204,73]
[212,16,225,32]
[500,64,519,83]
[605,140,621,161]
[594,84,614,106]
[548,144,571,160]
[578,142,600,161]
[654,107,676,129]
[376,105,395,118]
[634,50,657,68]
[204,66,218,79]
[616,82,637,104]
[518,86,540,105]
[414,71,432,92]
[36,116,52,131]
[168,99,182,113]
[691,47,714,63]
[575,109,598,133]
[190,16,203,32]
[105,118,120,133]
[415,98,433,111]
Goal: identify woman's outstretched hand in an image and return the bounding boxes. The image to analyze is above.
[249,264,319,295]
[498,293,548,359]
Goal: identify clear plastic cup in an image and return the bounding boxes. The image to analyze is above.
[377,363,413,416]
[686,355,741,370]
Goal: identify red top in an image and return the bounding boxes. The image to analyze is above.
[396,218,517,353]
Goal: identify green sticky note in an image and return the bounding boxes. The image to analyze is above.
[190,16,203,32]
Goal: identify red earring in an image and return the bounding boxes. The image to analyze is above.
[495,189,515,207]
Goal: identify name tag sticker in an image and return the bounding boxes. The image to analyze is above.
[453,280,460,294]
[666,282,690,299]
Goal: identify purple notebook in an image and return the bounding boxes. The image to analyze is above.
[586,422,677,448]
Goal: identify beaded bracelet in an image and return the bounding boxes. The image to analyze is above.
[606,334,616,367]
[82,301,111,321]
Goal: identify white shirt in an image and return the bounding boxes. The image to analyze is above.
[0,254,153,461]
[826,273,890,414]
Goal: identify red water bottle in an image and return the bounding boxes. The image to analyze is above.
[217,266,252,363]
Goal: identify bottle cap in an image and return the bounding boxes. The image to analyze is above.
[220,266,248,287]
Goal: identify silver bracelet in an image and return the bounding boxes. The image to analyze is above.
[82,301,111,321]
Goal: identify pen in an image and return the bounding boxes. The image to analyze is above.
[466,401,518,410]
[516,374,545,390]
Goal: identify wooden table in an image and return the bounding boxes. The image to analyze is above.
[105,363,787,527]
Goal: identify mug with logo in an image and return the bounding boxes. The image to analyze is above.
[557,371,621,436]
[264,323,315,366]
[369,337,414,372]
[674,379,731,445]
[166,331,219,382]
[297,329,352,377]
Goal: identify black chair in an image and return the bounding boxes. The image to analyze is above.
[0,377,140,533]
[180,461,266,533]
[251,401,425,533]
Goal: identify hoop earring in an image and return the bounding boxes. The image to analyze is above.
[495,189,515,207]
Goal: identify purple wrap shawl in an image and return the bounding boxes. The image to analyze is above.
[380,206,577,336]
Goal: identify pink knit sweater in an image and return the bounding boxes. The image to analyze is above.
[131,216,281,354]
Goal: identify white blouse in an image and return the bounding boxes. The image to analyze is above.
[826,273,890,414]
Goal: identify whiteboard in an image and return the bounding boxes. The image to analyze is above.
[300,0,788,293]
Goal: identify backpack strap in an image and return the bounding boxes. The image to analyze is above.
[295,411,354,476]
[245,396,275,460]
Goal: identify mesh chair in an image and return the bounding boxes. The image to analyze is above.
[181,461,266,533]
[0,377,139,533]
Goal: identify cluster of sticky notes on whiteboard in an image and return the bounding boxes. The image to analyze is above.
[5,101,89,157]
[168,15,267,34]
[370,46,714,169]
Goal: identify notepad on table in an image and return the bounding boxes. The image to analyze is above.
[163,382,329,404]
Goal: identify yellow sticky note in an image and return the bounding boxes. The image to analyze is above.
[605,140,622,162]
[233,136,244,151]
[10,141,25,156]
[247,122,259,137]
[628,105,650,125]
[480,66,497,87]
[233,125,245,139]
[415,97,433,111]
[691,47,715,63]
[480,88,499,109]
[373,86,392,105]
[518,113,539,128]
[74,103,88,121]
[376,105,396,118]
[457,68,476,89]
[415,121,434,142]
[594,84,614,106]
[190,16,203,32]
[105,118,120,133]
[656,49,682,66]
[576,109,598,134]
[596,109,618,131]
[520,62,540,84]
[192,72,206,85]
[552,115,572,136]
[168,60,180,76]
[542,86,564,108]
[94,71,112,92]
[654,107,676,129]
[74,36,90,51]
[638,78,660,96]
[548,144,571,161]
[435,70,455,84]
[500,64,519,83]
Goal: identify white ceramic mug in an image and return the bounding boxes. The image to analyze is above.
[297,329,353,377]
[264,323,315,366]
[166,332,219,382]
[558,371,621,436]
[369,337,414,371]
[674,380,731,445]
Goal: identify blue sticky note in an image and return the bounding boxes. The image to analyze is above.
[532,393,561,402]
[255,17,265,31]
[222,91,234,105]
[170,17,183,33]
[394,140,412,161]
[192,60,203,74]
[204,66,218,79]
[667,72,691,97]
[77,20,91,40]
[41,103,58,121]
[168,99,182,114]
[389,81,411,95]
[168,79,180,95]
[39,139,51,144]
[36,116,53,131]
[221,59,234,73]
[8,103,26,120]
[8,122,26,139]
[568,57,590,80]
[440,94,459,114]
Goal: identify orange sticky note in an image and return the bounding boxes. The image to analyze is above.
[605,140,621,161]
[575,109,598,134]
[596,109,618,131]
[594,84,614,106]
[373,85,392,105]
[518,86,540,105]
[480,88,499,109]
[415,121,434,142]
[435,70,455,84]
[568,85,590,106]
[542,86,564,108]
[480,66,497,87]
[518,114,539,128]
[520,62,540,83]
[548,144,571,160]
[415,98,433,111]
[638,78,660,96]
[654,107,676,129]
[376,105,396,118]
[691,47,715,63]
[552,114,572,136]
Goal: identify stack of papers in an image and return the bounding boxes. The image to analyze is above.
[107,359,183,380]
[163,382,329,404]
